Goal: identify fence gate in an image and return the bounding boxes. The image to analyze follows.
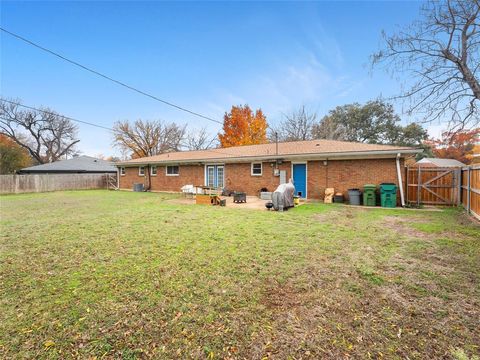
[406,167,461,206]
[107,173,118,190]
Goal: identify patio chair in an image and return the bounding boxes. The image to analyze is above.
[181,184,195,198]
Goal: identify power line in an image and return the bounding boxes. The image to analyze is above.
[0,98,117,132]
[0,98,243,158]
[0,27,223,125]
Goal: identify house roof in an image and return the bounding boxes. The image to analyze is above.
[117,139,421,166]
[416,158,466,167]
[20,155,117,173]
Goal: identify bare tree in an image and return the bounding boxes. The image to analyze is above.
[271,106,318,142]
[372,0,480,129]
[0,99,79,164]
[184,128,217,150]
[113,119,186,158]
[311,116,348,141]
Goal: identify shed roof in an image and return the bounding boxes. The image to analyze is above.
[416,158,466,167]
[117,139,421,165]
[20,155,117,173]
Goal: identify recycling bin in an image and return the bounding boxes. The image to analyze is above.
[380,183,397,208]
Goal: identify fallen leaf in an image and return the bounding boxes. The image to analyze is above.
[44,340,55,349]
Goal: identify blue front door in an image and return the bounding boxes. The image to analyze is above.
[292,163,307,198]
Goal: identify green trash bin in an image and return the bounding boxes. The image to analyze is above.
[363,184,376,206]
[380,183,397,208]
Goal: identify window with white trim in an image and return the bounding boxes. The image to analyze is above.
[166,165,179,176]
[151,165,157,176]
[120,167,125,176]
[251,162,262,176]
[138,166,145,176]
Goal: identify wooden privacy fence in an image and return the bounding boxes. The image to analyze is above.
[0,174,114,194]
[461,166,480,220]
[406,167,461,206]
[405,166,480,219]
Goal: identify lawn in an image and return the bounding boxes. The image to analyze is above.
[1,190,479,359]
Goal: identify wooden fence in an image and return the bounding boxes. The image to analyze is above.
[0,174,113,194]
[461,166,480,220]
[405,167,461,205]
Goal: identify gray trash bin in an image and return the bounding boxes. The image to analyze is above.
[133,183,144,192]
[348,189,362,205]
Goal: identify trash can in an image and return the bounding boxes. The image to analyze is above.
[380,183,397,208]
[334,192,344,203]
[363,184,376,206]
[133,183,144,192]
[348,189,362,205]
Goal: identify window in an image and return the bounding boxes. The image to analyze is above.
[251,162,262,176]
[151,166,157,176]
[120,167,125,176]
[138,166,145,176]
[166,165,179,176]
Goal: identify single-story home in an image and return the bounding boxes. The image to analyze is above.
[19,155,117,174]
[414,158,466,168]
[116,139,422,202]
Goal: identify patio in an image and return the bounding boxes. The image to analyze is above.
[169,194,272,210]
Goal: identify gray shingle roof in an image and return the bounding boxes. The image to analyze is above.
[20,156,117,173]
[417,158,466,167]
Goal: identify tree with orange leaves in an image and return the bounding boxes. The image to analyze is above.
[0,134,32,174]
[426,129,479,165]
[467,144,480,164]
[218,105,268,148]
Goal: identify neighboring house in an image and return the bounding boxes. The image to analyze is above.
[414,158,466,168]
[19,155,117,174]
[116,139,422,200]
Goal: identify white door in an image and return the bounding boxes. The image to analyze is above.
[207,166,215,187]
[216,166,224,188]
[206,165,224,188]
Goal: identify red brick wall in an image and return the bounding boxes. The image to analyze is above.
[119,158,404,201]
[307,158,404,201]
[224,162,291,195]
[119,165,204,191]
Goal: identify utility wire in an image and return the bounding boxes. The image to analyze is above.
[0,27,223,125]
[0,98,249,158]
[0,98,117,132]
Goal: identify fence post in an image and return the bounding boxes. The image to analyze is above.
[456,169,461,206]
[467,167,471,214]
[417,166,421,206]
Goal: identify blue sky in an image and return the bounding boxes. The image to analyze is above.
[1,1,439,156]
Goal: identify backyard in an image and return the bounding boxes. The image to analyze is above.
[0,190,479,359]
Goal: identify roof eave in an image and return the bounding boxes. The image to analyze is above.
[116,148,422,166]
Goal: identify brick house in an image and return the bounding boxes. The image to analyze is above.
[116,139,421,202]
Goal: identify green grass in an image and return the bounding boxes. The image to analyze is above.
[1,190,479,359]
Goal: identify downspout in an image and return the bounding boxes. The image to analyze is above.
[146,164,151,191]
[396,153,405,207]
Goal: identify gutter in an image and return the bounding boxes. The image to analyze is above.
[396,153,405,207]
[115,148,423,167]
